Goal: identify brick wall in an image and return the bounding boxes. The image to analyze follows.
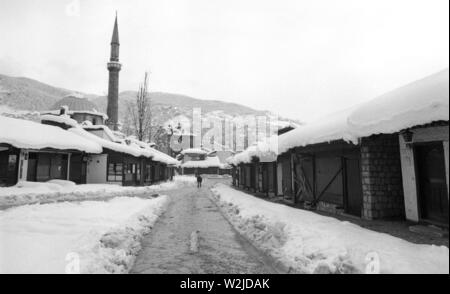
[360,134,404,220]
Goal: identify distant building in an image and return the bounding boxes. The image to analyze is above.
[179,148,225,175]
[45,94,107,126]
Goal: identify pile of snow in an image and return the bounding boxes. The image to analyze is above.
[0,176,195,208]
[0,115,102,153]
[46,179,77,187]
[181,155,223,169]
[0,196,168,274]
[211,184,449,274]
[171,175,198,185]
[277,69,449,155]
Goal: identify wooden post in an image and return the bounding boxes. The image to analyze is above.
[290,151,296,203]
[443,141,449,200]
[67,153,71,181]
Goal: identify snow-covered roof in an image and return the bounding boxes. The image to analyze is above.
[125,137,179,165]
[227,136,279,165]
[69,127,149,157]
[41,109,108,120]
[181,148,208,155]
[41,114,79,128]
[181,155,223,169]
[277,69,449,155]
[149,147,179,166]
[348,68,449,137]
[0,115,102,153]
[82,123,120,142]
[68,126,178,165]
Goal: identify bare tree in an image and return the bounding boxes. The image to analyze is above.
[127,72,152,141]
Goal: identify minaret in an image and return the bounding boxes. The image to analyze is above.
[106,13,121,130]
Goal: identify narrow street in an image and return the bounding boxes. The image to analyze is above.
[131,178,277,274]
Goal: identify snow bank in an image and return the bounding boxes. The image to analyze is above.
[0,196,168,274]
[0,176,195,208]
[277,69,449,155]
[211,184,449,274]
[0,115,102,153]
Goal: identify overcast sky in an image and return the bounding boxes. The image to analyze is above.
[0,0,448,121]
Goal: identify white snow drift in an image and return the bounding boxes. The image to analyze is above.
[0,196,168,274]
[211,184,449,274]
[0,176,196,208]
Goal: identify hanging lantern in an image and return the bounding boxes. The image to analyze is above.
[401,130,414,144]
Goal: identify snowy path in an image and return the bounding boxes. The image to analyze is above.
[131,179,277,274]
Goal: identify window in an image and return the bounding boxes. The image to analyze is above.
[0,150,18,186]
[108,163,123,182]
[136,163,141,181]
[124,163,136,182]
[7,154,17,179]
[36,153,51,181]
[145,164,152,182]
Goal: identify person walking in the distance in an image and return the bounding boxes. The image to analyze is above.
[196,174,203,188]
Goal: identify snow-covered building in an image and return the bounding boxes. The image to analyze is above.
[229,69,449,225]
[0,113,178,187]
[42,94,108,127]
[0,115,102,187]
[356,69,448,225]
[40,112,178,186]
[179,148,224,175]
[227,136,279,196]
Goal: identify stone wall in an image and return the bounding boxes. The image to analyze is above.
[360,134,404,219]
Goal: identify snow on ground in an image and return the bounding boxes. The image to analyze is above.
[210,184,449,274]
[0,196,168,274]
[0,176,196,208]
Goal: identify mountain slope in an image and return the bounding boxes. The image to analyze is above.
[0,74,73,111]
[0,74,301,129]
